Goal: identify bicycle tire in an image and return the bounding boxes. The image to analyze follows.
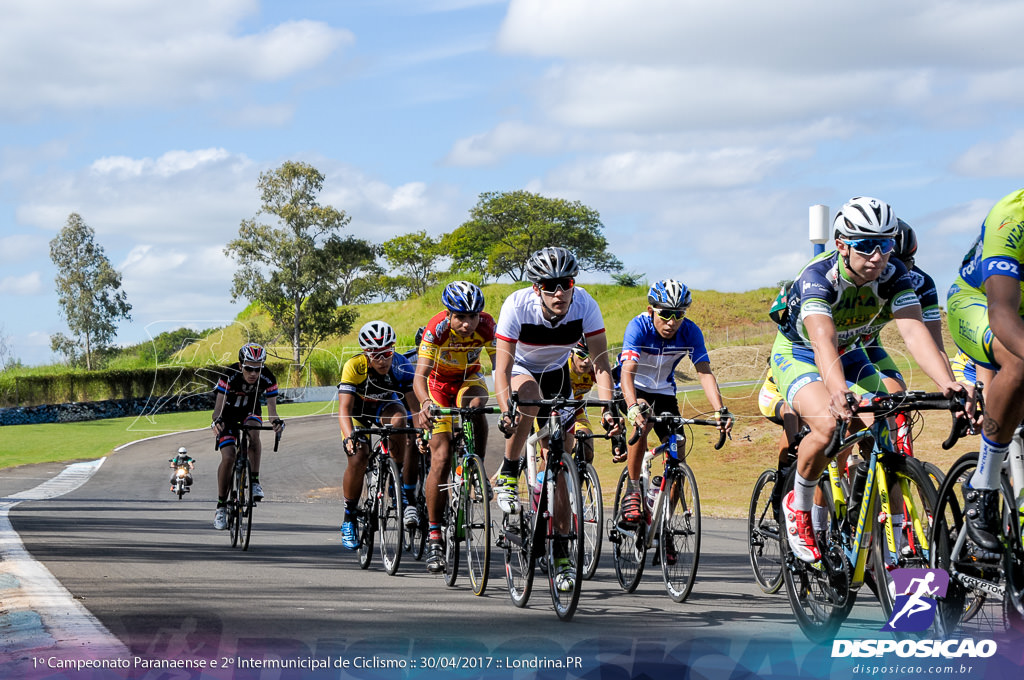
[871,454,937,636]
[547,458,585,621]
[661,463,701,602]
[463,454,491,596]
[610,467,646,593]
[748,468,784,594]
[379,455,404,575]
[930,452,1020,638]
[240,460,253,551]
[408,454,428,560]
[503,461,535,608]
[580,462,603,580]
[356,456,377,570]
[779,468,846,642]
[443,494,461,587]
[228,466,242,548]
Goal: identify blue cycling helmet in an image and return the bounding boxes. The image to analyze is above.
[647,279,692,310]
[441,281,485,313]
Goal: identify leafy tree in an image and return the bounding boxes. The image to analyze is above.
[0,324,19,371]
[225,161,358,366]
[335,236,384,304]
[49,213,132,370]
[445,190,623,281]
[380,230,443,297]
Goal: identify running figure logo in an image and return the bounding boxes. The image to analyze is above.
[882,568,950,632]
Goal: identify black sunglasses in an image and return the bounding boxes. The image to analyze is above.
[242,364,263,373]
[656,309,686,321]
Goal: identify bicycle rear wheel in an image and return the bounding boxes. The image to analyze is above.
[503,462,535,608]
[443,496,461,587]
[379,456,404,575]
[240,461,254,551]
[463,454,491,596]
[228,476,241,549]
[357,457,377,570]
[779,470,846,642]
[748,468,784,593]
[871,455,936,636]
[661,463,701,602]
[406,454,427,560]
[580,462,603,580]
[930,453,1018,638]
[610,467,646,592]
[547,459,585,621]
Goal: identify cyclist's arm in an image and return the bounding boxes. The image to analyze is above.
[694,360,731,432]
[211,391,227,433]
[803,313,851,416]
[266,395,281,427]
[619,358,643,427]
[494,337,515,411]
[925,318,945,355]
[412,348,434,424]
[893,305,959,393]
[988,273,1024,361]
[337,391,358,440]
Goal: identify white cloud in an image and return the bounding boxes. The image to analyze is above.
[952,132,1024,177]
[0,271,43,295]
[445,121,565,166]
[0,234,48,263]
[930,199,992,236]
[0,2,353,116]
[545,147,805,193]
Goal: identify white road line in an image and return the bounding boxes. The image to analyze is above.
[0,458,129,666]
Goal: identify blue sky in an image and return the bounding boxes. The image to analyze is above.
[2,0,1024,367]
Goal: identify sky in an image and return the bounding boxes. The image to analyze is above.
[2,0,1024,367]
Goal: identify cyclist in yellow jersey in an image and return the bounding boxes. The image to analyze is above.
[413,281,496,573]
[947,188,1024,549]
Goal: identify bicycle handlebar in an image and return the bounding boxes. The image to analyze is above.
[499,390,620,439]
[240,421,285,452]
[350,425,424,438]
[627,412,728,450]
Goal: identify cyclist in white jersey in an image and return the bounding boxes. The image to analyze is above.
[493,247,620,593]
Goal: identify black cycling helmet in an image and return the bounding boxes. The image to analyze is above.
[894,218,918,264]
[571,335,589,357]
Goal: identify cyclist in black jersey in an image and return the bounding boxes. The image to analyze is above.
[211,343,284,530]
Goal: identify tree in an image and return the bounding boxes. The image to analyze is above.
[335,236,384,305]
[0,324,19,371]
[445,190,623,281]
[225,161,358,366]
[49,213,132,370]
[380,230,444,297]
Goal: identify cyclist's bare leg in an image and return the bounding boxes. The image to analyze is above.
[342,442,370,501]
[981,339,1024,445]
[576,423,595,464]
[625,399,654,482]
[426,431,452,526]
[217,443,237,499]
[461,386,490,460]
[503,374,540,464]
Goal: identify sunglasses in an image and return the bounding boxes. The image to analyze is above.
[241,364,263,373]
[842,238,896,256]
[656,309,686,321]
[366,349,394,360]
[536,277,575,294]
[571,349,590,360]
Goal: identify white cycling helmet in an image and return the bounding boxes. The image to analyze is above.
[833,196,898,239]
[525,247,579,283]
[358,320,396,350]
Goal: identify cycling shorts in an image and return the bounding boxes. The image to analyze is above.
[949,350,978,385]
[349,398,410,430]
[630,389,682,442]
[758,374,784,423]
[861,341,905,383]
[770,333,886,407]
[427,372,488,435]
[511,362,573,422]
[946,283,1000,370]
[216,414,263,451]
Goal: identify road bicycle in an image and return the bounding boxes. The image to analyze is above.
[403,441,429,561]
[429,404,500,595]
[931,402,1024,639]
[778,390,968,642]
[351,425,422,575]
[226,421,282,551]
[496,393,617,621]
[525,417,622,581]
[609,413,726,602]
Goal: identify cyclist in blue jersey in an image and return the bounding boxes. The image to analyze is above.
[618,279,733,526]
[772,197,963,563]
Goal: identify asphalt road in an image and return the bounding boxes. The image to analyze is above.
[4,413,901,675]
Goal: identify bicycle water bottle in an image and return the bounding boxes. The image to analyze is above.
[646,476,662,524]
[532,471,544,511]
[454,464,463,486]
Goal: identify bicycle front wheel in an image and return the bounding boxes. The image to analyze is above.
[748,468,784,594]
[871,455,937,636]
[379,456,404,575]
[407,456,427,560]
[547,459,585,621]
[463,455,491,596]
[228,471,242,549]
[580,462,603,580]
[240,462,254,551]
[779,470,846,642]
[503,462,535,608]
[610,467,646,592]
[661,463,701,602]
[356,458,377,570]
